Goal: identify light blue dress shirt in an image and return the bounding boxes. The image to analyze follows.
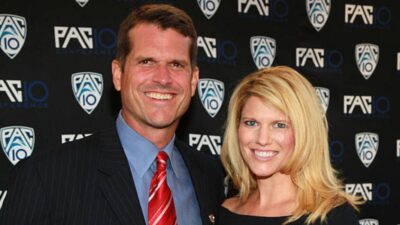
[116,113,202,225]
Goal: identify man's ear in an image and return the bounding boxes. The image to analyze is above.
[111,60,122,91]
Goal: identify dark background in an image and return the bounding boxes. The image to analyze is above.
[0,0,399,224]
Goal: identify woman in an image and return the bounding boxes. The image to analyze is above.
[218,66,362,225]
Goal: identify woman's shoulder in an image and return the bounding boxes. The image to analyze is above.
[325,203,359,225]
[222,196,240,211]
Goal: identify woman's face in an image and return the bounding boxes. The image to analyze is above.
[238,96,295,179]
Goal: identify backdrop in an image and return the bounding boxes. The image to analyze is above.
[0,0,399,224]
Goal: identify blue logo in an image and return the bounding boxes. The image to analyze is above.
[250,36,276,69]
[197,0,221,19]
[315,87,329,113]
[0,79,49,109]
[0,126,35,165]
[355,43,379,80]
[306,0,331,32]
[71,72,103,114]
[198,79,224,118]
[0,14,27,59]
[54,26,117,55]
[355,132,378,168]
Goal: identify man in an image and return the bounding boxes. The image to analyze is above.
[0,4,225,225]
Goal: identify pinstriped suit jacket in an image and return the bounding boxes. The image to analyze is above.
[0,127,225,225]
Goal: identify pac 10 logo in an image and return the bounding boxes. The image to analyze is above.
[0,14,27,59]
[197,36,237,65]
[343,95,390,117]
[345,182,390,205]
[0,190,7,210]
[295,48,343,72]
[61,133,92,144]
[0,126,35,165]
[344,4,391,27]
[54,26,116,55]
[71,72,103,114]
[197,0,221,19]
[189,133,221,155]
[0,79,49,108]
[329,139,344,164]
[237,0,289,22]
[359,219,379,225]
[306,0,331,32]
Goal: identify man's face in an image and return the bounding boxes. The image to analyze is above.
[112,23,198,140]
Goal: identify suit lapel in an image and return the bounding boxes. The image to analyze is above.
[175,140,211,225]
[96,128,146,225]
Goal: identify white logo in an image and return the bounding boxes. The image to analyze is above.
[54,26,93,49]
[189,133,221,155]
[61,133,92,144]
[0,80,22,102]
[198,79,224,118]
[359,219,379,225]
[71,72,103,114]
[238,0,269,16]
[306,0,331,31]
[355,43,379,80]
[250,36,276,69]
[345,183,372,201]
[0,126,35,165]
[355,132,378,168]
[296,48,324,68]
[198,36,217,58]
[0,14,27,59]
[396,139,400,157]
[343,95,371,114]
[345,4,373,24]
[76,0,89,7]
[315,87,329,113]
[197,0,221,19]
[0,190,7,210]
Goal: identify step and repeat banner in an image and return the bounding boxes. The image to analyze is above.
[0,0,399,224]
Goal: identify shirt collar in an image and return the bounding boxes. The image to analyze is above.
[115,112,181,178]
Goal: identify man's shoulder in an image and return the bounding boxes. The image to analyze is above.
[20,127,120,171]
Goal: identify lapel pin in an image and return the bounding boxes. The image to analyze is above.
[208,214,215,224]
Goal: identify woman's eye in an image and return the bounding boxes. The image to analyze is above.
[275,122,287,128]
[244,120,257,126]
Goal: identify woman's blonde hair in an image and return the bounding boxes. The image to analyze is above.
[220,66,361,224]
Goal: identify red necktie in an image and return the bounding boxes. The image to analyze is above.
[148,151,177,225]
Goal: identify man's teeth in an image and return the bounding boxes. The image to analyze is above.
[254,150,275,158]
[146,92,173,100]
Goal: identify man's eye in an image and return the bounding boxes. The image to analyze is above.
[244,120,257,126]
[139,59,151,65]
[171,62,183,68]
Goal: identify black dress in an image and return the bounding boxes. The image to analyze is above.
[216,203,359,225]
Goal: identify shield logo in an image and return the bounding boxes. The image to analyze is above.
[250,36,276,69]
[355,132,378,168]
[71,72,103,114]
[0,14,27,59]
[359,219,379,225]
[0,126,35,165]
[315,87,329,113]
[306,0,331,32]
[198,79,224,118]
[76,0,89,7]
[197,0,221,19]
[355,43,379,80]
